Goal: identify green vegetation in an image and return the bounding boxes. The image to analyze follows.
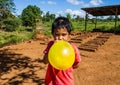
[0,0,120,46]
[21,5,42,27]
[0,31,35,46]
[2,17,22,31]
[38,19,120,36]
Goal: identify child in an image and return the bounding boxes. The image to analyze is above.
[43,16,81,85]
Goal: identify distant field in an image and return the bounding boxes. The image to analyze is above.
[0,20,120,46]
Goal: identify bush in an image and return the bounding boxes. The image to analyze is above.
[116,25,120,33]
[16,26,26,31]
[3,18,22,31]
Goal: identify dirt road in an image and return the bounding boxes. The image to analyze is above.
[0,32,120,85]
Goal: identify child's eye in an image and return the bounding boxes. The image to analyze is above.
[55,33,67,36]
[55,34,60,36]
[62,34,67,36]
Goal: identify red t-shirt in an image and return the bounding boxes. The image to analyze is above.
[43,41,81,85]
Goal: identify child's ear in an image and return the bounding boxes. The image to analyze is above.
[52,33,55,37]
[69,33,72,38]
[68,35,72,40]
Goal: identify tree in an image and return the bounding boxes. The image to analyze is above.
[66,13,71,21]
[106,15,114,21]
[21,5,42,27]
[0,0,15,20]
[45,11,50,21]
[50,14,55,22]
[42,11,55,22]
[75,15,84,22]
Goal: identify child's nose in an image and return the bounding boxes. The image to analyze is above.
[58,35,63,40]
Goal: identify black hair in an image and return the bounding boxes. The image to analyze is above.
[52,16,72,34]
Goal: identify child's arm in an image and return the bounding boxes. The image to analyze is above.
[42,41,54,64]
[71,43,81,69]
[43,54,49,64]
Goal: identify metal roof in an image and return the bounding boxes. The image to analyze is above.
[81,5,120,16]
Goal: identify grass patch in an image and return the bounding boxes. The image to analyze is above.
[0,31,34,46]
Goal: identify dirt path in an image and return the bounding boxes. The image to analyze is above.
[0,32,120,85]
[74,34,120,85]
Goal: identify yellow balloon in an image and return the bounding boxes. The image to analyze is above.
[48,40,75,70]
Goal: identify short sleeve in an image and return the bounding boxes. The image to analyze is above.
[43,41,54,54]
[71,43,81,63]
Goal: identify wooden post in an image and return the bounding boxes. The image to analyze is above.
[85,13,88,31]
[94,16,97,29]
[114,8,118,33]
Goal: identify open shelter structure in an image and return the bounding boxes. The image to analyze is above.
[81,5,120,32]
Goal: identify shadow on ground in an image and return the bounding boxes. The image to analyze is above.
[0,48,45,85]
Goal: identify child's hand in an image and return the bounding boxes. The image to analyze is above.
[43,54,49,64]
[73,62,79,69]
[54,40,59,42]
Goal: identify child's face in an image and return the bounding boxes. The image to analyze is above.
[52,28,69,41]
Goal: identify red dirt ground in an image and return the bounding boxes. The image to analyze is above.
[0,32,120,85]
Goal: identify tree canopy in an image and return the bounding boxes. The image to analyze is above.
[0,0,15,20]
[21,5,42,27]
